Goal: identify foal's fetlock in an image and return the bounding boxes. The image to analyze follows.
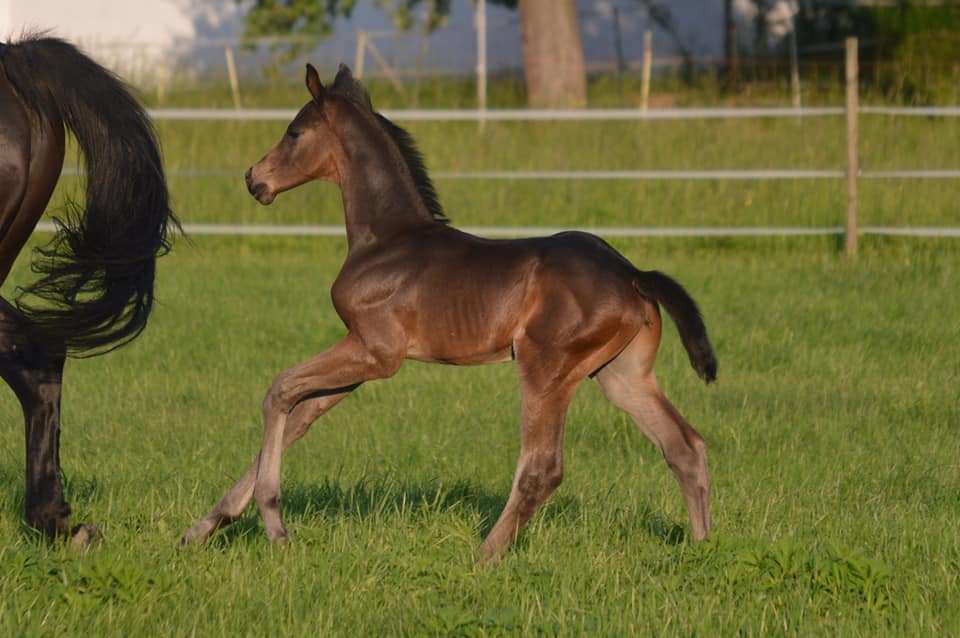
[26,506,101,550]
[180,513,227,547]
[255,488,288,542]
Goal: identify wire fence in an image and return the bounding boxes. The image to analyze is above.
[48,40,959,247]
[52,99,958,243]
[33,222,960,239]
[73,103,959,184]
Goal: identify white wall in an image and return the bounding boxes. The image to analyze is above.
[0,1,11,39]
[1,0,247,82]
[1,1,771,85]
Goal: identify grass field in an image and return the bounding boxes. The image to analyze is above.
[2,77,959,634]
[0,233,958,635]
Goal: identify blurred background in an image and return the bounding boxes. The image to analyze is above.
[2,0,958,108]
[2,1,957,236]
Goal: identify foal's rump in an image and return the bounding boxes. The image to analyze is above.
[537,231,717,384]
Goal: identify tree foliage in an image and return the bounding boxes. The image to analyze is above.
[374,0,452,33]
[239,0,466,42]
[238,0,359,41]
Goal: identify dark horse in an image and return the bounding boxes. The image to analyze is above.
[182,64,717,562]
[0,35,175,542]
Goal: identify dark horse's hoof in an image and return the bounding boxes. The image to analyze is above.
[70,524,102,550]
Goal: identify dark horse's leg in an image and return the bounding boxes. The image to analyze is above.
[0,36,173,544]
[0,73,94,542]
[0,298,70,538]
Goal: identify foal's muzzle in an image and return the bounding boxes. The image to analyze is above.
[245,167,275,205]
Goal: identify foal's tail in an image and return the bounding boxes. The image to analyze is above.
[634,270,717,384]
[1,34,178,355]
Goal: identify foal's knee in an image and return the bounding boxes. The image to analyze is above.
[262,370,297,414]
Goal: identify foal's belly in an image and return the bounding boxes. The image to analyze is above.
[404,288,520,366]
[405,304,518,365]
[406,343,514,366]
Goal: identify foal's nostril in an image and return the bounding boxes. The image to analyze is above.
[245,168,258,197]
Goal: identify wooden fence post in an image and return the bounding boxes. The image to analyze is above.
[224,46,241,110]
[845,37,859,257]
[640,30,652,112]
[355,31,368,79]
[476,0,487,131]
[789,16,801,108]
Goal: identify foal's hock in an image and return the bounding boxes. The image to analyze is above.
[181,63,717,562]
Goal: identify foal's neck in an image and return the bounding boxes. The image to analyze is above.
[337,115,436,249]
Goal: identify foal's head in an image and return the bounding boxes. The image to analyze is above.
[245,64,357,205]
[245,63,448,224]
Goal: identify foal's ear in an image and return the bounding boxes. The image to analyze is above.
[305,63,326,104]
[334,63,354,86]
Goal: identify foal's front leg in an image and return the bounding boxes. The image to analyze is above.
[182,333,401,545]
[179,389,352,545]
[255,334,402,541]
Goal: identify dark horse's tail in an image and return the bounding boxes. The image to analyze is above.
[634,270,718,384]
[1,35,177,355]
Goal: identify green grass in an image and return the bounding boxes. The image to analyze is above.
[1,234,958,635]
[3,76,959,634]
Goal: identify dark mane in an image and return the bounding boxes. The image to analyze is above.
[330,76,449,224]
[374,115,448,224]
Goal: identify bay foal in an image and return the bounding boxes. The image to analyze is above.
[182,64,717,562]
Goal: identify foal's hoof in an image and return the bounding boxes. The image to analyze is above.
[180,519,216,547]
[265,526,289,543]
[474,542,504,566]
[70,524,102,550]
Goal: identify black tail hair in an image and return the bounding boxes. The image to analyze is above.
[1,35,178,356]
[634,270,718,384]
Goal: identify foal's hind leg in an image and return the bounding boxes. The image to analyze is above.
[0,299,96,544]
[477,380,577,564]
[595,331,712,541]
[478,323,599,563]
[180,389,353,545]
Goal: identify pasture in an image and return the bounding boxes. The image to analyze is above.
[0,105,958,635]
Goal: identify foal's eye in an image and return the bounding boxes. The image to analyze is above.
[287,129,301,139]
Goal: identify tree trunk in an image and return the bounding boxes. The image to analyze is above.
[724,0,739,88]
[518,0,587,108]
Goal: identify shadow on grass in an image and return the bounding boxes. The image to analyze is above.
[633,503,687,545]
[282,476,507,530]
[1,465,689,548]
[205,475,687,549]
[204,475,591,547]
